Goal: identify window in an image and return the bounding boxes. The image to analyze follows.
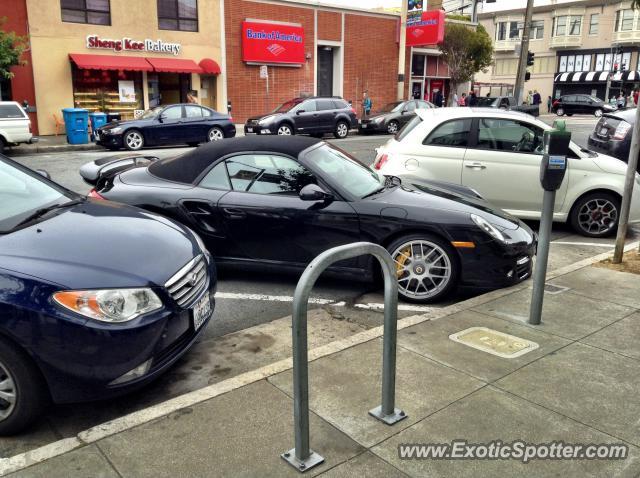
[185,105,203,118]
[332,100,349,109]
[496,22,507,41]
[202,107,213,117]
[424,119,472,148]
[297,100,316,112]
[589,14,598,34]
[569,16,581,35]
[531,20,544,39]
[404,101,417,112]
[162,106,183,120]
[316,99,335,111]
[224,155,316,195]
[477,118,543,154]
[621,9,635,31]
[200,162,231,190]
[494,58,518,76]
[61,0,110,25]
[554,16,567,36]
[509,21,520,39]
[0,104,26,119]
[412,54,426,75]
[158,0,198,31]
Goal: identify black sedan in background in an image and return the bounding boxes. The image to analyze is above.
[359,100,434,135]
[81,136,536,303]
[588,108,639,170]
[244,96,358,139]
[552,95,614,117]
[96,104,236,151]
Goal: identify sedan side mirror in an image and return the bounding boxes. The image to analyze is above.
[296,109,306,115]
[158,115,166,123]
[35,169,51,179]
[299,183,333,202]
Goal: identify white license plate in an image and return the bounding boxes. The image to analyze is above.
[247,127,254,133]
[361,124,367,128]
[192,292,211,331]
[599,127,608,136]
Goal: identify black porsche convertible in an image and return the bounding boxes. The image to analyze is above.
[80,136,536,302]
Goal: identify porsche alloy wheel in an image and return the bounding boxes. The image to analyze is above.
[208,127,224,142]
[388,236,457,302]
[124,130,144,151]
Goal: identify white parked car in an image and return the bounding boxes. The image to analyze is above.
[0,101,34,154]
[374,108,640,237]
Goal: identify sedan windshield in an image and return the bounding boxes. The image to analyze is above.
[0,159,71,233]
[378,102,404,113]
[476,97,498,107]
[272,100,301,113]
[140,107,163,119]
[305,145,384,198]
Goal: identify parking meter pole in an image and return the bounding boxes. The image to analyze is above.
[529,190,555,325]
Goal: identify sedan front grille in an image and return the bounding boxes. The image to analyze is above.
[165,255,208,308]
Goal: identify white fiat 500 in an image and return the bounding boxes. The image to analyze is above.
[374,108,640,237]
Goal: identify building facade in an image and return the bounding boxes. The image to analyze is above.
[476,0,640,106]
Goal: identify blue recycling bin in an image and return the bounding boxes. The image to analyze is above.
[89,112,107,141]
[62,108,89,145]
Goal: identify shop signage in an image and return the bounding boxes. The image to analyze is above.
[407,0,424,26]
[406,10,445,46]
[241,21,305,65]
[86,35,181,55]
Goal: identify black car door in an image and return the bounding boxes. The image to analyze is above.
[147,105,184,144]
[182,105,207,142]
[316,99,337,132]
[215,153,360,265]
[399,101,417,126]
[292,100,320,134]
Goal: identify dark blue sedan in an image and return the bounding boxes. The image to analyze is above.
[0,155,216,434]
[96,103,236,151]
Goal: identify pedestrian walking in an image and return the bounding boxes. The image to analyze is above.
[547,96,552,113]
[533,90,541,105]
[467,91,478,107]
[458,93,467,106]
[634,89,639,106]
[452,92,459,107]
[434,89,443,107]
[362,91,372,118]
[617,92,625,109]
[527,90,533,105]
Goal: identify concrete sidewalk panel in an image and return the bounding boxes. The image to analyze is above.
[550,267,640,309]
[7,445,119,478]
[268,339,484,448]
[580,312,640,360]
[0,422,60,459]
[472,288,635,340]
[316,451,408,477]
[495,342,640,446]
[97,380,364,478]
[372,386,640,478]
[398,310,570,382]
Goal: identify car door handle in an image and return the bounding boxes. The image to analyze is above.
[222,207,247,219]
[465,162,486,170]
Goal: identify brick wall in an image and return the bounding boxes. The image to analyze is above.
[317,10,341,42]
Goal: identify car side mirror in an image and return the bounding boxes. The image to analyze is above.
[296,109,306,115]
[299,184,333,202]
[158,115,165,123]
[35,169,51,179]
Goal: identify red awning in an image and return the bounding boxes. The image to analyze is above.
[69,53,153,71]
[199,58,221,75]
[146,58,203,73]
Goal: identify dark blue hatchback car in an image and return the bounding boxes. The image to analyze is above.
[0,156,216,434]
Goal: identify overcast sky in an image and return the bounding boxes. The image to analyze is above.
[314,0,401,9]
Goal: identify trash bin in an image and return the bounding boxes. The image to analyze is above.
[89,112,107,141]
[61,108,89,145]
[106,112,121,123]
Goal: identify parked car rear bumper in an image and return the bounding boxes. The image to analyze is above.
[587,135,631,163]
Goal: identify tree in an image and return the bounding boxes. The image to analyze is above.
[439,22,493,106]
[0,17,28,80]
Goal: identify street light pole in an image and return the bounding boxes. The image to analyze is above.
[513,0,534,105]
[397,0,408,101]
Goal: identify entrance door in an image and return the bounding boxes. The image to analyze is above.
[317,47,334,97]
[200,76,217,110]
[411,80,424,100]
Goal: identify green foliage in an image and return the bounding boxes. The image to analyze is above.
[440,23,493,87]
[445,14,471,21]
[0,17,28,80]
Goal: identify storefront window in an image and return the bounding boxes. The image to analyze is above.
[61,0,110,25]
[411,54,425,76]
[158,0,198,32]
[71,66,143,120]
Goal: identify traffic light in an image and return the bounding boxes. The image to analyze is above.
[527,51,535,67]
[525,71,531,81]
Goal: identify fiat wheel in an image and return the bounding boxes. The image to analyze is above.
[277,124,293,135]
[594,108,603,117]
[556,107,564,116]
[387,234,459,303]
[570,192,620,238]
[124,130,144,151]
[387,120,399,135]
[207,127,224,142]
[334,121,349,139]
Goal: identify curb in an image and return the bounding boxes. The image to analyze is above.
[1,240,638,476]
[8,144,103,155]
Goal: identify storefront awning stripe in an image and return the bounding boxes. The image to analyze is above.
[554,70,640,83]
[585,71,596,82]
[199,58,221,75]
[571,72,582,82]
[599,71,609,82]
[146,58,203,73]
[69,53,153,71]
[560,73,570,82]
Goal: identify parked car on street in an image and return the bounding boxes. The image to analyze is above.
[475,96,540,117]
[374,108,640,237]
[587,108,639,171]
[552,95,614,117]
[359,100,434,135]
[96,103,235,151]
[0,101,35,154]
[244,96,357,139]
[0,155,215,434]
[81,136,536,305]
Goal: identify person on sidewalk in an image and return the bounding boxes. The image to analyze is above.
[547,96,552,113]
[634,89,639,107]
[434,89,443,108]
[362,91,372,119]
[458,93,467,106]
[533,90,541,105]
[187,90,199,104]
[467,91,478,107]
[452,92,459,107]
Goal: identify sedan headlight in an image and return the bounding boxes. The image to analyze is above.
[109,127,123,134]
[373,116,385,123]
[53,288,162,323]
[470,214,506,243]
[258,116,274,125]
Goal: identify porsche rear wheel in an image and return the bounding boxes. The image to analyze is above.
[387,234,459,303]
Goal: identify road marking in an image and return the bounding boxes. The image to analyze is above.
[552,241,616,248]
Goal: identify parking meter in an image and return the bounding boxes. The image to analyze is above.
[529,121,572,325]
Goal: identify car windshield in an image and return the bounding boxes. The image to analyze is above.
[305,144,384,198]
[378,102,404,113]
[271,100,301,113]
[0,159,72,233]
[140,107,163,119]
[590,97,602,103]
[476,97,498,107]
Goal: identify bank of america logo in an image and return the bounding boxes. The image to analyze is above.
[411,28,424,37]
[267,43,286,56]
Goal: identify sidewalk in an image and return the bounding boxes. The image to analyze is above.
[2,252,640,477]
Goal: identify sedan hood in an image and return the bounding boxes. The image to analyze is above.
[591,153,629,175]
[0,200,199,290]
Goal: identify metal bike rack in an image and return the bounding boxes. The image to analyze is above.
[281,242,407,473]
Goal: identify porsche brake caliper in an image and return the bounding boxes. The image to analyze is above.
[395,246,412,278]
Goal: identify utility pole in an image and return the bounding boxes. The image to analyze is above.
[397,0,408,101]
[613,102,640,263]
[513,0,534,105]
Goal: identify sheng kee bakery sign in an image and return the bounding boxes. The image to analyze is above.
[86,35,181,55]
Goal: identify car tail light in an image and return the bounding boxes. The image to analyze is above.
[374,153,389,170]
[350,107,357,115]
[229,117,234,122]
[88,189,105,199]
[613,121,631,140]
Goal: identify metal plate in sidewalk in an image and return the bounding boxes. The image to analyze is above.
[449,327,539,358]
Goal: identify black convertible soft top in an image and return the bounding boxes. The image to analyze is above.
[148,136,323,184]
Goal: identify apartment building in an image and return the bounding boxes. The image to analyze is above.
[475,0,640,105]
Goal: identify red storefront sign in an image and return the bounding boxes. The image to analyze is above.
[406,10,445,46]
[241,21,305,65]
